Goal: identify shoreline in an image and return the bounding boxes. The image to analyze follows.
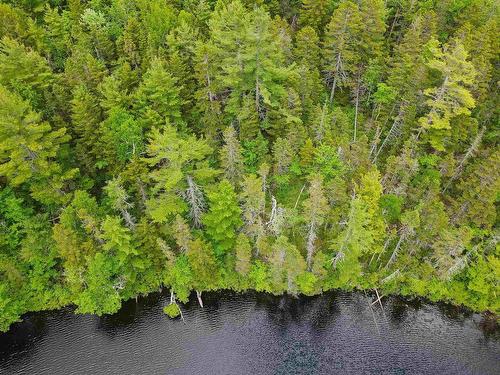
[4,287,498,335]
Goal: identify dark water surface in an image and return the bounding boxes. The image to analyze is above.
[0,291,498,375]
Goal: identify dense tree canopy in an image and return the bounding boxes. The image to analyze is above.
[0,0,498,331]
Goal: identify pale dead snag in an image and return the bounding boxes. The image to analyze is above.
[442,127,484,193]
[372,104,406,163]
[184,175,206,228]
[196,290,204,308]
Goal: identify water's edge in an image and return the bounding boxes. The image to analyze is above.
[2,290,499,375]
[6,287,500,334]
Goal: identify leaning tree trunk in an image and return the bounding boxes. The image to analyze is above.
[353,85,360,142]
[196,291,204,308]
[306,221,316,271]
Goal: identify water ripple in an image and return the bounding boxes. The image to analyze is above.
[0,291,498,375]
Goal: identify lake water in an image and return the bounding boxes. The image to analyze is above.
[1,291,498,375]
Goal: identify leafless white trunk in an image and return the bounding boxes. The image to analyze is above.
[121,208,136,231]
[332,193,356,268]
[267,196,285,236]
[372,104,406,162]
[306,221,317,271]
[442,127,484,193]
[183,175,206,228]
[196,290,203,308]
[353,85,360,142]
[385,222,416,268]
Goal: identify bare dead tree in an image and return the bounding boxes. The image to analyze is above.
[331,192,356,268]
[442,127,484,193]
[183,175,206,228]
[372,104,406,163]
[267,196,286,236]
[385,224,416,268]
[381,269,401,284]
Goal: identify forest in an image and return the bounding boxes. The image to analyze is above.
[0,0,498,329]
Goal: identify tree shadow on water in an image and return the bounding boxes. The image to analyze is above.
[308,292,342,330]
[254,292,341,330]
[96,291,165,335]
[478,315,500,341]
[0,310,50,365]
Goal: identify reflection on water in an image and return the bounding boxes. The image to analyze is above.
[0,291,498,375]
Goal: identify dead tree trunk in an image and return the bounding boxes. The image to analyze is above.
[196,290,204,308]
[442,127,484,193]
[306,221,316,271]
[354,85,360,142]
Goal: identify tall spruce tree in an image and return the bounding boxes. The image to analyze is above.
[418,40,476,151]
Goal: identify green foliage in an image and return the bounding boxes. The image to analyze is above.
[166,255,193,303]
[0,0,499,332]
[133,58,182,126]
[220,126,244,185]
[0,85,76,205]
[144,125,216,224]
[100,108,143,169]
[203,180,243,259]
[75,252,121,316]
[163,303,181,318]
[314,144,344,180]
[0,36,53,109]
[70,84,102,174]
[187,237,218,290]
[323,1,363,99]
[299,0,332,34]
[331,170,386,283]
[296,272,318,296]
[209,1,301,138]
[249,260,270,292]
[235,233,252,276]
[418,40,476,150]
[380,194,403,224]
[242,134,269,173]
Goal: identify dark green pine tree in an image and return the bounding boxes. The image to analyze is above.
[203,179,243,260]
